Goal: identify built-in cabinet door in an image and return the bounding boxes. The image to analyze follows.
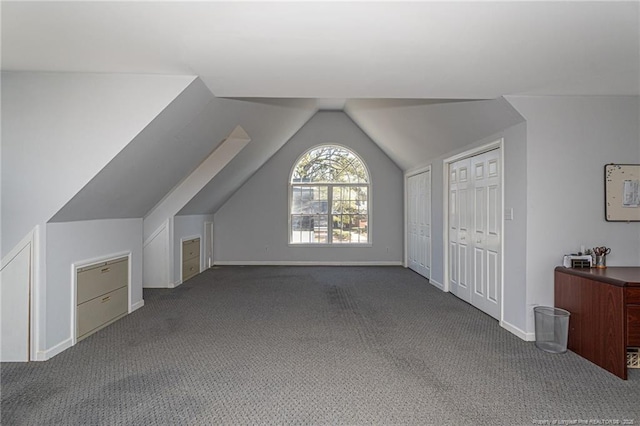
[449,149,501,320]
[407,170,431,279]
[182,238,201,281]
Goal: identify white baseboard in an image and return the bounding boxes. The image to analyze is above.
[143,283,173,289]
[130,300,145,312]
[429,279,444,290]
[169,280,182,288]
[215,261,404,266]
[500,320,535,341]
[36,337,73,361]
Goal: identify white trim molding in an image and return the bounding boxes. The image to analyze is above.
[36,337,73,361]
[428,278,444,290]
[215,261,403,266]
[500,320,535,341]
[130,300,145,313]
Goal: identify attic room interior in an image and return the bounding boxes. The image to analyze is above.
[1,1,639,424]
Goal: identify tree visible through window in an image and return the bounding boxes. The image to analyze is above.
[290,145,369,244]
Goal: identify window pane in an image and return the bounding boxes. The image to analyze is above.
[357,188,368,213]
[292,146,369,184]
[292,186,327,214]
[312,215,328,243]
[332,214,368,244]
[291,186,304,214]
[354,214,368,243]
[290,145,369,245]
[291,215,328,244]
[332,186,342,214]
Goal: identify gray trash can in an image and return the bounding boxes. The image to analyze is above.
[534,306,570,354]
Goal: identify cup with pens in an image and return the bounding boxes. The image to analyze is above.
[593,246,611,269]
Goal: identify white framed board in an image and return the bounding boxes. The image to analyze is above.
[605,164,640,222]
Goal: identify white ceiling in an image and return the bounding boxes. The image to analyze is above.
[3,1,639,98]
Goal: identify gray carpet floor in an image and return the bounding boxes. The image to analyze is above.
[2,266,639,425]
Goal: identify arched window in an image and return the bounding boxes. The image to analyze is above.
[290,145,370,244]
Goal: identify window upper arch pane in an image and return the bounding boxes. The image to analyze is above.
[291,145,369,184]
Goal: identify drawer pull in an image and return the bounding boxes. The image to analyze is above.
[101,267,110,273]
[101,296,111,303]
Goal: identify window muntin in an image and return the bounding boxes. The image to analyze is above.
[290,146,369,244]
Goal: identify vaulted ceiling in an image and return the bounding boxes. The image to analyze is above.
[3,1,638,98]
[2,1,638,225]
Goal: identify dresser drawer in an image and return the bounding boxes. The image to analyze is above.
[77,257,128,305]
[627,288,640,304]
[77,286,128,339]
[628,305,640,347]
[182,256,200,281]
[182,239,200,261]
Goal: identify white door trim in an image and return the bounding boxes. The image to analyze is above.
[443,139,504,321]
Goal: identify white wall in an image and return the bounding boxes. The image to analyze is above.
[173,214,213,283]
[45,219,143,353]
[1,72,194,257]
[506,95,640,333]
[143,219,171,289]
[214,111,404,264]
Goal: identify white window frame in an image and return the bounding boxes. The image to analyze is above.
[288,144,372,247]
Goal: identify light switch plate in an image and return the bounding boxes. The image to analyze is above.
[505,208,514,221]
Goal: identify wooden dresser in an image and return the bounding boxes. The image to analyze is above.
[554,266,640,379]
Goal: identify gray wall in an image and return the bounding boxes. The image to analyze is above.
[507,95,640,333]
[1,72,193,258]
[45,219,143,349]
[421,123,528,334]
[214,111,404,264]
[173,214,213,283]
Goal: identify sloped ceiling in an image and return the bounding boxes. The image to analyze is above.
[178,98,317,215]
[3,1,638,221]
[51,80,317,222]
[345,98,525,171]
[0,71,196,255]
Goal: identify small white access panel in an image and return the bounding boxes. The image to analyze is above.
[0,243,31,362]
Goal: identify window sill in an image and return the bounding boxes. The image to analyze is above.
[288,243,373,248]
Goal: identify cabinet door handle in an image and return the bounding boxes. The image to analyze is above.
[101,296,111,303]
[101,267,110,273]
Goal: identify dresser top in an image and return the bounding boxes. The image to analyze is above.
[555,266,640,287]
